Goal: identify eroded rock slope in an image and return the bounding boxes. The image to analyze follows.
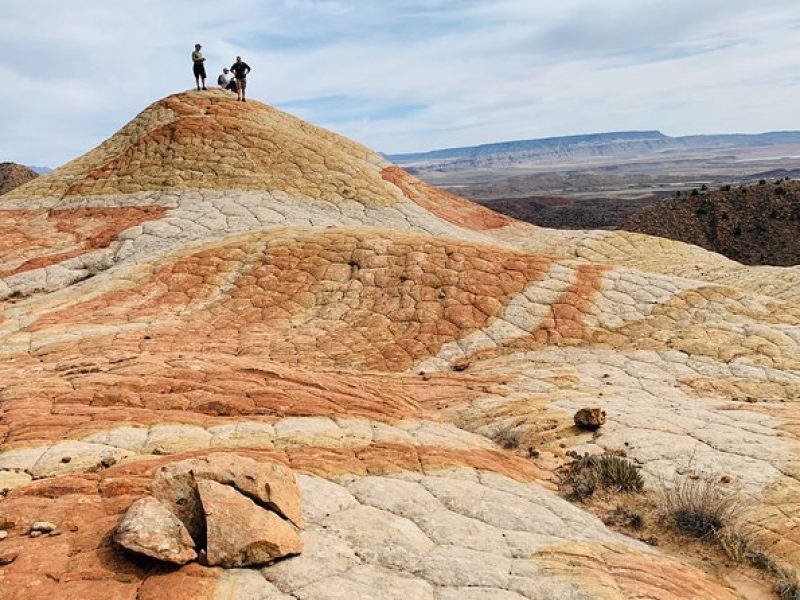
[0,90,798,599]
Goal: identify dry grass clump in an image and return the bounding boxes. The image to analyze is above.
[774,568,800,600]
[658,474,800,599]
[564,454,644,500]
[493,429,520,450]
[659,477,741,539]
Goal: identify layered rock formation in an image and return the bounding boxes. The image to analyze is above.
[0,90,798,599]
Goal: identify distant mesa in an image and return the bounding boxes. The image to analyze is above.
[388,129,800,168]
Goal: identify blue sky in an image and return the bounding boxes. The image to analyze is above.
[1,0,799,166]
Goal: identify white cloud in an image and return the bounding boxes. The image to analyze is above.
[1,0,798,165]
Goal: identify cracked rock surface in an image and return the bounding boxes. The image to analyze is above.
[0,90,797,598]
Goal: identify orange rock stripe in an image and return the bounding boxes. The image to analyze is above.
[382,165,514,231]
[0,207,166,277]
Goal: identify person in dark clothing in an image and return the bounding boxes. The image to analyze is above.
[230,56,251,102]
[192,44,207,90]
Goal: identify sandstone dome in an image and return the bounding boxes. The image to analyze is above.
[0,90,798,599]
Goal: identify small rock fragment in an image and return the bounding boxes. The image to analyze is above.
[0,531,7,541]
[31,522,57,534]
[574,407,607,431]
[0,549,18,565]
[720,475,732,484]
[29,531,42,538]
[198,479,302,568]
[114,497,197,565]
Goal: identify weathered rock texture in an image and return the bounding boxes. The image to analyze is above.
[0,90,798,599]
[0,162,37,196]
[197,479,302,567]
[114,496,196,564]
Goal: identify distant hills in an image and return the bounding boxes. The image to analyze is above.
[0,162,38,195]
[621,179,800,266]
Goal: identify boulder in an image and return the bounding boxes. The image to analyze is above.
[197,479,303,568]
[114,496,197,564]
[574,408,606,431]
[151,453,304,541]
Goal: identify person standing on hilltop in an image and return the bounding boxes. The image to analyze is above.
[192,44,207,91]
[230,56,251,102]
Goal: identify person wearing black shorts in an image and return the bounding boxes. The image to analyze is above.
[192,44,207,91]
[230,56,251,102]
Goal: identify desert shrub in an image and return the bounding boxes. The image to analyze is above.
[606,505,644,530]
[759,179,768,185]
[565,454,644,500]
[567,467,598,500]
[493,429,520,450]
[716,523,760,562]
[776,186,787,196]
[700,183,709,191]
[775,569,800,600]
[720,184,731,192]
[594,455,644,491]
[659,477,740,539]
[690,189,700,197]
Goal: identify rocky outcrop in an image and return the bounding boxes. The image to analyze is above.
[151,453,304,539]
[114,497,197,564]
[0,162,37,196]
[117,455,303,568]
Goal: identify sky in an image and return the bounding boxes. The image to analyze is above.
[2,0,800,167]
